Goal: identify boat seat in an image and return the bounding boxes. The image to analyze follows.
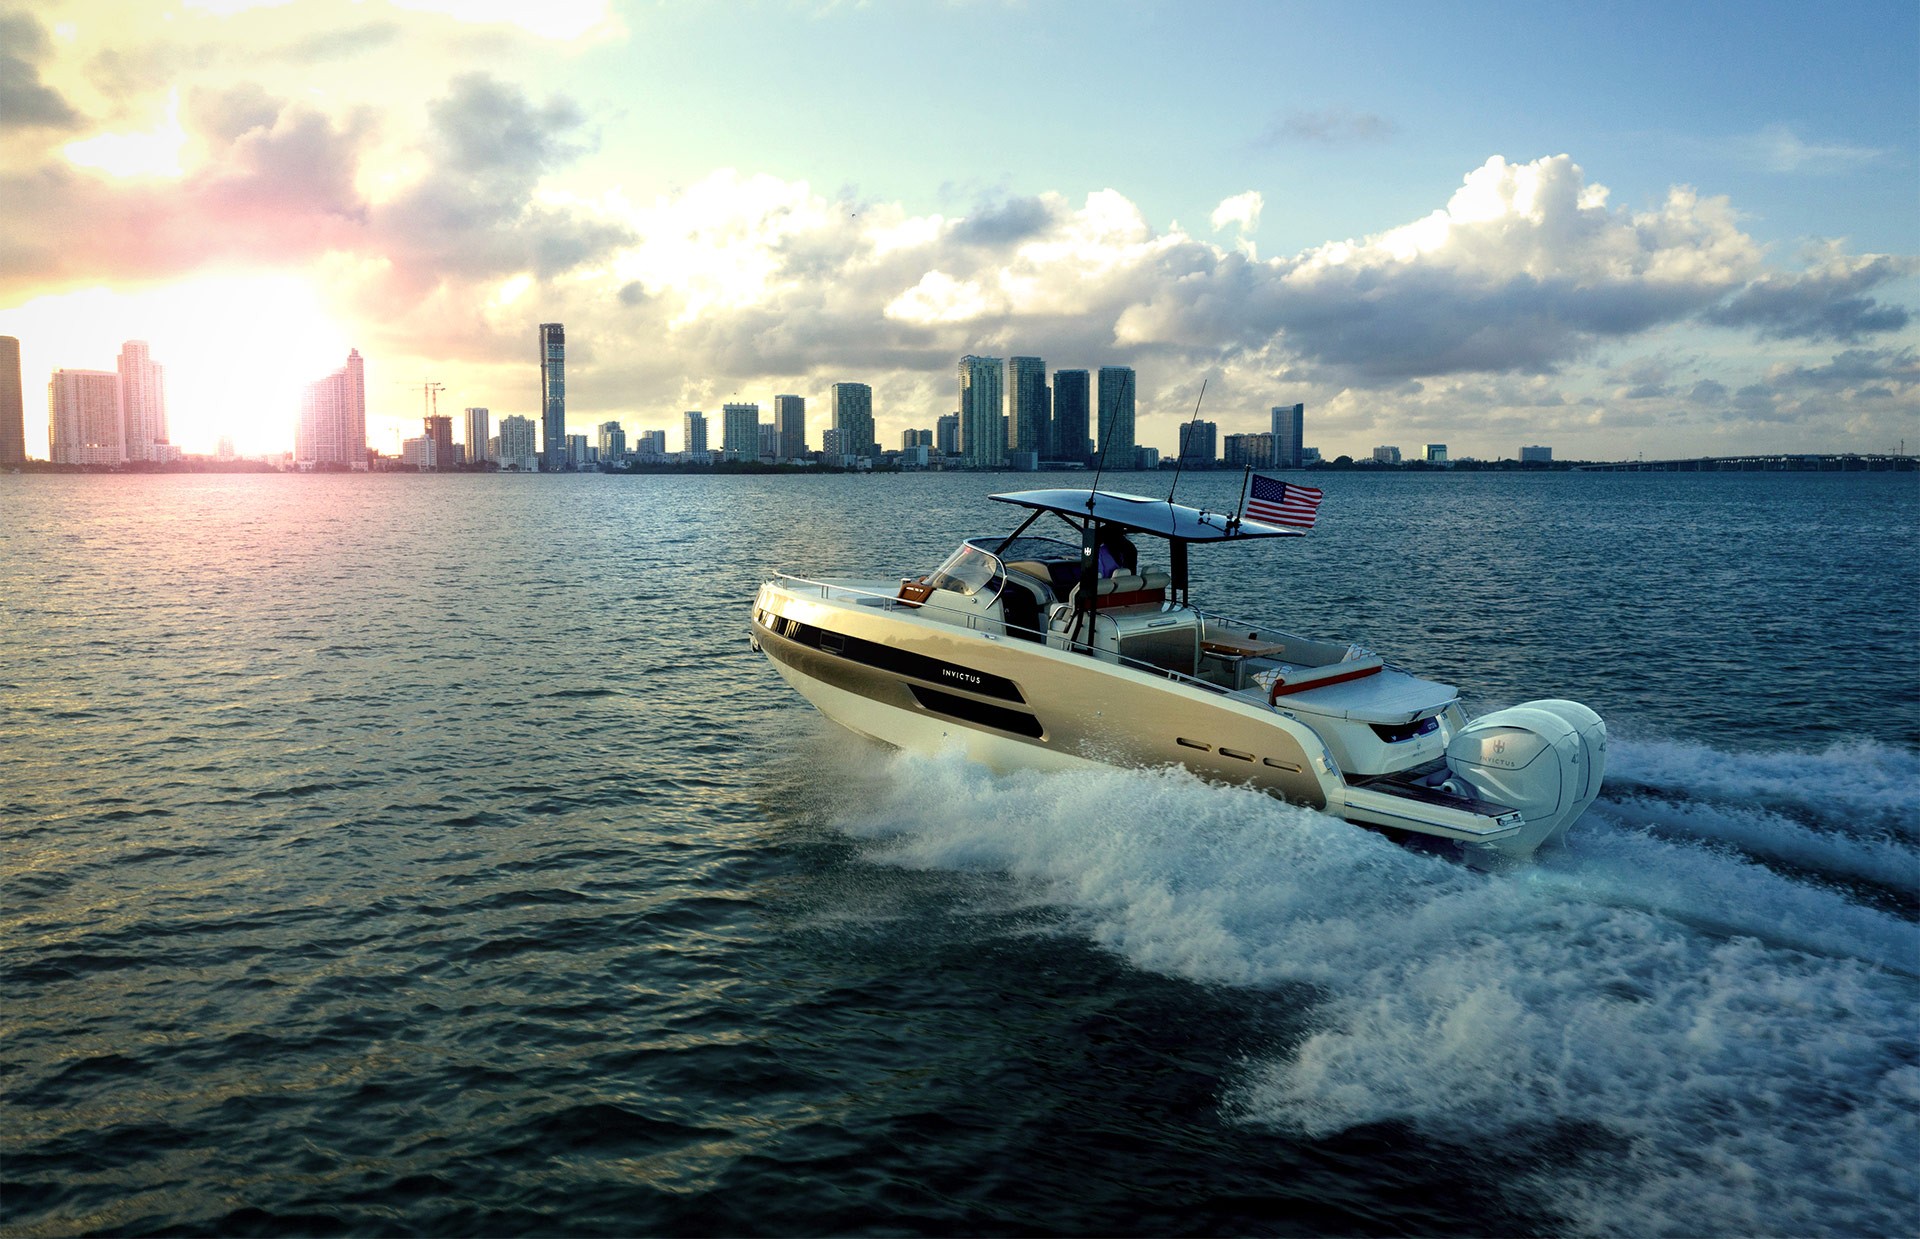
[1071,569,1171,611]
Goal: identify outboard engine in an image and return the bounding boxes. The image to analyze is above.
[1443,699,1607,857]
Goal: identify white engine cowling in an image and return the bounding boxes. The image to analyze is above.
[1444,698,1607,857]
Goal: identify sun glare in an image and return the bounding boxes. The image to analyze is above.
[62,92,187,180]
[1,276,351,457]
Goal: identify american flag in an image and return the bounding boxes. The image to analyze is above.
[1242,473,1323,529]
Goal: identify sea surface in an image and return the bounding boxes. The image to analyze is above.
[3,469,1916,1237]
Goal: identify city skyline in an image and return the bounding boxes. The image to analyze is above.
[0,2,1913,462]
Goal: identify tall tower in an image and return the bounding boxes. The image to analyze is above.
[464,407,490,465]
[116,341,168,462]
[773,394,807,461]
[1006,357,1048,457]
[48,370,122,464]
[424,415,453,468]
[721,402,759,461]
[0,336,23,464]
[1096,366,1136,469]
[957,355,1004,469]
[830,382,875,459]
[295,349,367,470]
[1271,402,1304,469]
[1179,420,1218,466]
[539,323,565,470]
[683,411,707,455]
[1051,369,1089,465]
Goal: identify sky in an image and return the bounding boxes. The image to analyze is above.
[2,0,1916,461]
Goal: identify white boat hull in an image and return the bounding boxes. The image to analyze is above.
[752,576,1601,860]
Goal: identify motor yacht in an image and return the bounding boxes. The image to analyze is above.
[751,487,1605,861]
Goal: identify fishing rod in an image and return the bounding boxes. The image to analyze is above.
[1165,378,1207,512]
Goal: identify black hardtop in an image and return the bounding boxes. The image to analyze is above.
[990,488,1303,544]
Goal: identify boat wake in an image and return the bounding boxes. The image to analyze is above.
[824,733,1920,1237]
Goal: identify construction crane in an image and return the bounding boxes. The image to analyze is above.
[419,380,445,425]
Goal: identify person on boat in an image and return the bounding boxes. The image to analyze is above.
[1095,526,1138,578]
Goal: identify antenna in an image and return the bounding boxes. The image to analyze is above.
[1165,379,1207,510]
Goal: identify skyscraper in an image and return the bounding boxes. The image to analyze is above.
[117,341,168,462]
[1096,366,1136,469]
[295,349,367,470]
[1178,419,1218,466]
[936,412,960,457]
[0,336,23,464]
[830,382,875,459]
[498,414,538,471]
[721,402,760,461]
[683,411,707,455]
[1223,432,1275,469]
[1006,356,1048,457]
[598,420,627,464]
[464,407,491,465]
[48,370,122,464]
[424,414,453,469]
[1051,369,1089,465]
[774,394,807,461]
[539,323,565,470]
[957,355,1004,469]
[1271,402,1304,468]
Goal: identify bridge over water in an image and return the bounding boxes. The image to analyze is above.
[1576,453,1914,472]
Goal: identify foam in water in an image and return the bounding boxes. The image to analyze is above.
[827,736,1920,1237]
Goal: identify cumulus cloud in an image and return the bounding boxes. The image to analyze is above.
[552,153,1914,429]
[1210,191,1263,233]
[1704,250,1915,342]
[0,10,83,130]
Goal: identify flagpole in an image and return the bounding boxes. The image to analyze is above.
[1231,465,1251,533]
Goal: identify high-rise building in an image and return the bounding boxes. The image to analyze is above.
[957,356,1004,469]
[401,435,437,469]
[424,415,453,469]
[1271,403,1304,469]
[721,402,760,461]
[759,421,778,460]
[598,420,627,464]
[295,349,367,470]
[48,369,122,464]
[936,412,960,457]
[117,341,168,462]
[464,407,490,465]
[498,415,538,471]
[1051,369,1089,465]
[639,429,666,455]
[1373,445,1402,464]
[567,433,590,468]
[539,323,565,469]
[1096,366,1136,468]
[1007,356,1048,457]
[1223,432,1275,469]
[830,382,875,460]
[773,394,806,461]
[1425,444,1448,463]
[902,428,933,450]
[0,336,23,464]
[1519,445,1553,463]
[1178,419,1217,466]
[683,411,707,455]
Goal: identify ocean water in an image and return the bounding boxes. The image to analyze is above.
[2,469,1916,1237]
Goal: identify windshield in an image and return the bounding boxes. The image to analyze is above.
[927,543,1002,596]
